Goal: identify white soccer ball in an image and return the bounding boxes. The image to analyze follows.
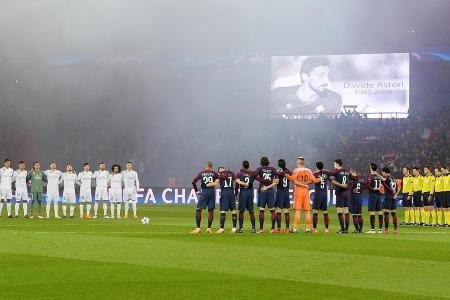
[141,216,150,225]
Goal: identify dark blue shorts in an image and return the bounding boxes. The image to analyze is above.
[257,189,275,209]
[413,192,423,207]
[402,194,412,207]
[276,191,290,209]
[442,192,449,208]
[350,194,362,214]
[197,190,215,210]
[238,190,254,212]
[335,191,349,208]
[423,192,433,206]
[312,190,328,211]
[434,192,442,208]
[368,193,382,211]
[219,192,236,211]
[382,196,396,210]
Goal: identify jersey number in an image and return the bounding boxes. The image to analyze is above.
[374,179,381,190]
[223,177,233,188]
[203,176,213,184]
[263,173,272,180]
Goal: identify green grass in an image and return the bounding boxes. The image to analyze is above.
[0,205,449,299]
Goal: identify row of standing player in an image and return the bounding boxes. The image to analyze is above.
[190,156,408,234]
[0,160,140,219]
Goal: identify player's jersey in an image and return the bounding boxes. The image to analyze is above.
[236,169,256,191]
[313,171,330,192]
[122,170,139,190]
[0,167,14,190]
[366,174,382,195]
[422,174,435,194]
[350,178,365,197]
[13,170,28,191]
[192,169,220,192]
[219,170,235,193]
[77,171,93,191]
[434,175,444,193]
[44,170,62,191]
[28,170,44,193]
[444,173,450,192]
[333,169,352,194]
[61,172,77,195]
[255,166,278,189]
[412,175,423,192]
[93,170,109,188]
[402,175,413,195]
[276,168,290,192]
[109,173,123,190]
[382,176,396,199]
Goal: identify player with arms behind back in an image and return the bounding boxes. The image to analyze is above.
[92,162,110,219]
[349,168,365,233]
[13,161,29,218]
[400,167,414,225]
[312,161,331,234]
[108,164,123,219]
[60,163,77,218]
[44,162,62,219]
[235,161,256,233]
[122,161,140,219]
[191,162,221,234]
[0,159,14,218]
[77,163,93,218]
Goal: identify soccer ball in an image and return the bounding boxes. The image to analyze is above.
[141,217,150,225]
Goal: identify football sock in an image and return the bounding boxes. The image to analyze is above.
[220,212,226,229]
[414,209,420,223]
[125,202,129,214]
[370,214,375,230]
[285,212,290,229]
[423,210,428,224]
[37,200,42,214]
[431,209,436,225]
[352,215,359,230]
[79,204,84,216]
[231,213,237,228]
[23,202,28,216]
[111,204,115,217]
[358,215,363,231]
[249,211,256,229]
[445,211,450,225]
[437,210,442,225]
[53,203,59,217]
[276,212,282,229]
[94,202,99,215]
[294,210,301,230]
[132,203,137,216]
[46,203,51,218]
[270,210,276,229]
[102,203,108,216]
[6,202,11,216]
[378,214,383,229]
[384,212,389,229]
[0,202,3,215]
[62,205,67,216]
[195,210,201,228]
[238,211,244,229]
[344,213,350,231]
[324,213,329,229]
[410,209,415,223]
[117,204,121,216]
[69,205,74,217]
[259,210,265,229]
[305,211,311,229]
[15,203,20,216]
[313,212,318,229]
[337,213,344,231]
[87,204,91,215]
[207,210,213,228]
[404,209,409,223]
[391,212,398,229]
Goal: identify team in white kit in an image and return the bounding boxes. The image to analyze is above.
[0,159,140,219]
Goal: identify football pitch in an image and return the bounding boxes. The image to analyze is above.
[1,205,449,300]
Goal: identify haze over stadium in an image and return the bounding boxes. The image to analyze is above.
[0,1,449,299]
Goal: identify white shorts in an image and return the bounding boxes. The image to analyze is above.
[123,188,137,202]
[95,187,108,201]
[15,189,29,202]
[0,188,13,200]
[46,190,60,203]
[63,193,76,204]
[79,189,93,203]
[109,189,123,203]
